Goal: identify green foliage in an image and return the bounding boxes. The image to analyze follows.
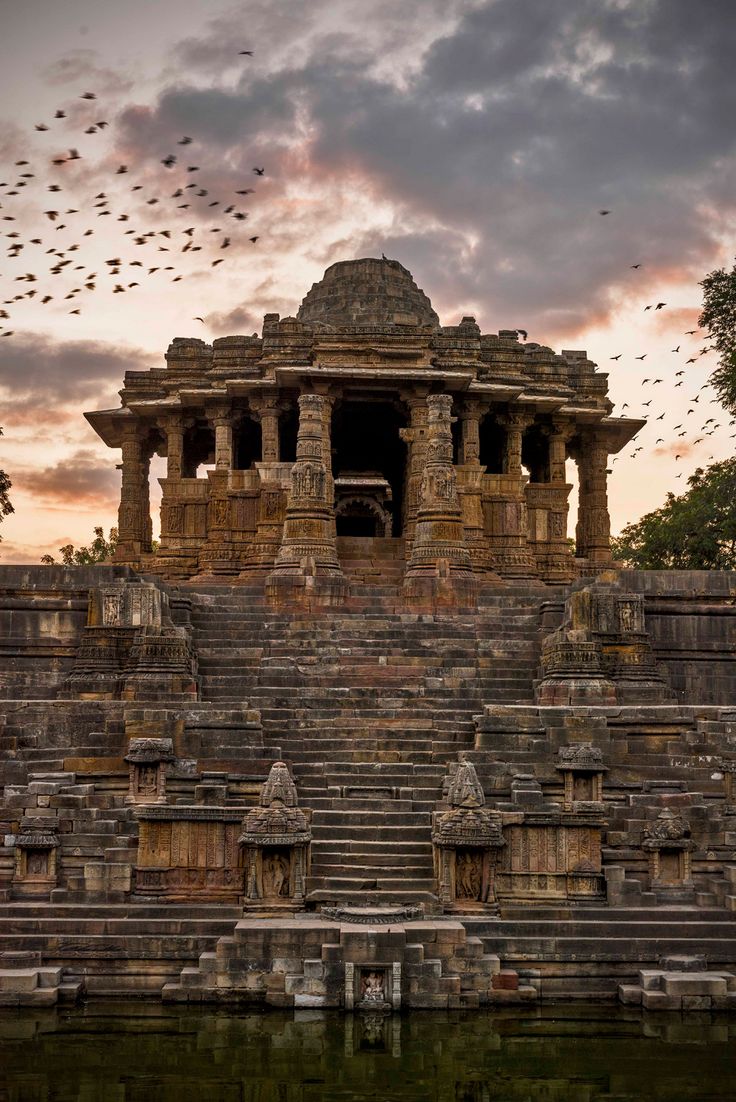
[0,427,13,543]
[611,460,736,570]
[700,261,736,416]
[41,526,118,566]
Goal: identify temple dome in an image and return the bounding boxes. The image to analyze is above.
[296,257,440,329]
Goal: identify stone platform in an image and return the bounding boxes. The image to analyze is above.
[1,564,736,1007]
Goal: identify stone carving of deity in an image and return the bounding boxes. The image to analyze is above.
[361,970,385,1001]
[103,594,120,625]
[263,852,290,898]
[27,851,47,877]
[457,852,482,900]
[138,764,158,795]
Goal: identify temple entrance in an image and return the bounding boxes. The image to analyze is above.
[331,400,408,536]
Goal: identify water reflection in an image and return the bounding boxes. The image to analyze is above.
[1,1003,735,1101]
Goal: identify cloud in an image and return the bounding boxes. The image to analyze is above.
[12,448,118,505]
[653,442,698,459]
[0,334,156,417]
[122,0,735,340]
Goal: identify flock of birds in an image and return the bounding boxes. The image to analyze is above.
[0,81,730,497]
[594,209,731,482]
[0,62,263,338]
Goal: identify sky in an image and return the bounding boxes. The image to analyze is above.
[0,0,734,562]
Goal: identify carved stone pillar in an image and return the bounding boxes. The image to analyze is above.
[164,414,184,480]
[212,406,233,471]
[265,393,347,605]
[403,394,477,607]
[114,424,147,565]
[254,395,281,463]
[503,411,526,477]
[400,393,429,551]
[483,410,537,578]
[526,420,575,583]
[457,401,496,576]
[576,434,612,563]
[459,402,481,465]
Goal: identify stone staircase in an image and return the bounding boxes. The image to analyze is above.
[183,580,556,907]
[464,905,736,1000]
[0,903,242,996]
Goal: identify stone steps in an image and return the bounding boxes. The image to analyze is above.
[183,584,548,902]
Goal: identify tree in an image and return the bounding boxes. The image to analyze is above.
[41,526,118,566]
[0,427,13,542]
[611,459,736,570]
[700,260,736,416]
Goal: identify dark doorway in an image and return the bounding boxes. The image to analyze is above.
[234,415,262,470]
[182,422,215,478]
[337,511,380,537]
[331,400,407,535]
[478,414,505,474]
[522,423,550,483]
[279,405,298,463]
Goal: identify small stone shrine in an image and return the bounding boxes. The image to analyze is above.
[432,760,505,911]
[239,761,311,910]
[1,257,736,1009]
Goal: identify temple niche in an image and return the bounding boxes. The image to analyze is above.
[432,760,505,911]
[85,257,642,601]
[239,761,312,910]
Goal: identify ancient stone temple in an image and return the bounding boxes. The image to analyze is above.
[85,257,642,596]
[2,257,736,1010]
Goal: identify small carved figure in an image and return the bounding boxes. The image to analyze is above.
[138,764,158,795]
[457,852,481,899]
[27,852,47,877]
[263,852,289,897]
[361,970,385,1001]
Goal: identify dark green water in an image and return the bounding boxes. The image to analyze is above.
[1,1003,736,1101]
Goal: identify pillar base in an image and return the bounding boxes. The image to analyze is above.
[535,675,617,706]
[265,568,348,608]
[403,569,479,611]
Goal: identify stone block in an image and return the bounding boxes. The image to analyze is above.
[618,984,642,1005]
[0,970,38,993]
[663,973,727,997]
[293,993,328,1007]
[491,971,519,991]
[638,970,664,992]
[642,990,681,1010]
[681,995,712,1009]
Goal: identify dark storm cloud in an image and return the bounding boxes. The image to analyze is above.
[0,334,156,414]
[13,448,118,505]
[98,0,736,334]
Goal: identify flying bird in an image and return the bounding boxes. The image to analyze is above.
[253,167,265,176]
[610,354,622,360]
[630,263,642,269]
[598,209,611,215]
[239,50,254,55]
[655,302,666,310]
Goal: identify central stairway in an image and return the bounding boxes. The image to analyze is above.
[183,575,560,908]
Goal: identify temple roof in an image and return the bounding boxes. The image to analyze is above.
[296,257,440,329]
